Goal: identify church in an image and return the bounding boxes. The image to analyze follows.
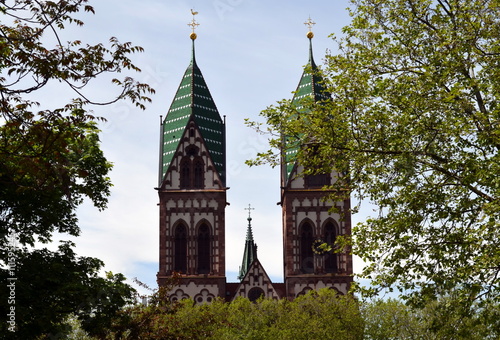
[156,15,353,302]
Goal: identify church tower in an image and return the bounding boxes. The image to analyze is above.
[156,14,227,303]
[281,20,353,299]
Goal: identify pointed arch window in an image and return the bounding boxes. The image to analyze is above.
[180,159,191,189]
[179,145,205,189]
[193,158,204,188]
[197,223,211,274]
[305,173,331,188]
[303,144,331,188]
[300,222,314,274]
[324,221,338,273]
[248,287,265,302]
[174,223,188,273]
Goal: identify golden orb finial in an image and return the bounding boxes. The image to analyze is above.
[304,16,316,39]
[188,9,199,39]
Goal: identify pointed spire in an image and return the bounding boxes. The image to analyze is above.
[282,18,331,183]
[308,36,316,68]
[189,9,198,64]
[245,218,254,241]
[295,17,328,104]
[304,16,316,68]
[238,205,258,281]
[191,38,197,66]
[160,10,226,186]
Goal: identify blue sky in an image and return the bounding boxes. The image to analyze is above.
[46,0,372,293]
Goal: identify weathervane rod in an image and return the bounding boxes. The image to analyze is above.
[188,9,199,40]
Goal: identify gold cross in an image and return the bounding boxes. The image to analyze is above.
[188,9,199,33]
[304,16,316,31]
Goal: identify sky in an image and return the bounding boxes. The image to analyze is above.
[45,0,370,293]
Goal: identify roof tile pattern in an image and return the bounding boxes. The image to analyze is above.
[161,43,225,183]
[284,39,330,183]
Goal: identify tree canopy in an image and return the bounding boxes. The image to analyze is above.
[0,1,153,337]
[106,289,365,340]
[250,0,500,306]
[70,289,500,339]
[0,0,153,250]
[0,242,136,338]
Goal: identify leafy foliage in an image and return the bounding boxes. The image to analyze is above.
[0,1,153,338]
[0,242,136,338]
[0,112,111,250]
[73,290,500,339]
[362,296,500,340]
[0,0,152,108]
[106,289,364,340]
[249,0,500,306]
[0,0,154,249]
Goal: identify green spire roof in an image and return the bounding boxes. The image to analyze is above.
[284,36,330,183]
[160,40,225,184]
[293,38,329,103]
[238,206,258,281]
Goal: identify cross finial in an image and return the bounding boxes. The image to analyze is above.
[244,204,255,220]
[304,16,316,39]
[188,9,199,40]
[304,16,316,31]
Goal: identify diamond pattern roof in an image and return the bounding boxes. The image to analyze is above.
[161,42,225,184]
[284,38,330,183]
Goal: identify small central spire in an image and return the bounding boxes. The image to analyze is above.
[238,204,258,281]
[188,9,199,40]
[245,204,255,241]
[245,204,255,222]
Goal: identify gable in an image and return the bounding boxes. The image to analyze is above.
[160,120,224,190]
[161,57,225,185]
[231,259,285,300]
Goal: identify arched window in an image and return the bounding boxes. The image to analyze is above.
[324,221,337,273]
[180,159,191,189]
[179,145,205,189]
[174,224,187,273]
[193,158,204,188]
[300,222,314,273]
[305,173,330,188]
[248,287,265,302]
[197,224,210,274]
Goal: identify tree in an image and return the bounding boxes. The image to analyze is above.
[250,0,500,306]
[105,288,364,339]
[362,298,429,340]
[361,297,500,340]
[0,0,153,250]
[0,242,136,338]
[0,0,153,337]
